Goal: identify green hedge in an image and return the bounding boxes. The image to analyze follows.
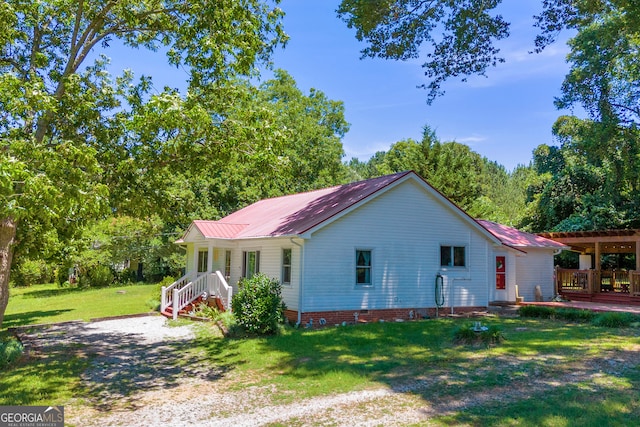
[518,305,640,327]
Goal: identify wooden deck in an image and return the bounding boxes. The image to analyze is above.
[556,268,640,306]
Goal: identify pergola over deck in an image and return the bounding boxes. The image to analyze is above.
[539,229,640,303]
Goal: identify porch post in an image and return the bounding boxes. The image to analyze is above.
[594,242,601,294]
[193,246,199,274]
[636,240,640,271]
[207,243,214,273]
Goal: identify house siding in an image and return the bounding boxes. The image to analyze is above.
[232,238,301,311]
[515,248,556,302]
[300,179,493,312]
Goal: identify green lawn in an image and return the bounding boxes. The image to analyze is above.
[1,286,640,425]
[2,282,159,330]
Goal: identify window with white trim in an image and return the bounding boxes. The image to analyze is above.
[197,249,208,273]
[282,248,292,285]
[356,250,372,285]
[242,250,260,279]
[440,246,466,267]
[224,250,231,281]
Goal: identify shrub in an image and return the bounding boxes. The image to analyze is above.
[555,308,596,323]
[11,258,55,287]
[232,273,287,335]
[453,323,504,346]
[79,264,114,287]
[191,302,219,319]
[0,337,24,369]
[518,305,555,319]
[591,312,639,328]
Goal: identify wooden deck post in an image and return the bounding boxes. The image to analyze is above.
[595,242,601,293]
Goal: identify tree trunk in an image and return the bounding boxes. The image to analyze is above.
[0,217,17,329]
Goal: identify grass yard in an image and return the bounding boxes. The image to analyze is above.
[1,285,640,425]
[180,317,640,425]
[2,282,159,330]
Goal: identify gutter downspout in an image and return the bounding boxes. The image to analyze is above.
[290,237,304,326]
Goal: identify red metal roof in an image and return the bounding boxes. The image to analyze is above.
[193,221,248,239]
[188,171,413,239]
[178,172,567,252]
[477,220,569,250]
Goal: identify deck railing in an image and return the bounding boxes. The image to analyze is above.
[172,273,208,320]
[209,270,233,312]
[556,268,637,295]
[161,272,193,313]
[631,272,640,296]
[162,271,233,319]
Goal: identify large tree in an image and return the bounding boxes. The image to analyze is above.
[101,69,349,227]
[0,0,286,327]
[523,1,640,232]
[337,0,509,103]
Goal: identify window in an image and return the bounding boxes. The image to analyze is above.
[197,249,208,273]
[282,248,292,285]
[224,250,231,281]
[356,250,372,285]
[242,250,260,279]
[440,246,466,267]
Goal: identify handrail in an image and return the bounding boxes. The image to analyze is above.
[172,273,208,320]
[163,270,233,319]
[161,272,192,312]
[210,271,233,312]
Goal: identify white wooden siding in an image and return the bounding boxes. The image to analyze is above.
[515,248,556,302]
[185,243,195,276]
[301,179,494,311]
[231,238,301,310]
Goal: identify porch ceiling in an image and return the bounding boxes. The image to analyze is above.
[539,229,640,254]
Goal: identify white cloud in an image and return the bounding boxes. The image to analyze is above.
[454,135,488,144]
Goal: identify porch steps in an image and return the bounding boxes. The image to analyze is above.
[160,296,226,319]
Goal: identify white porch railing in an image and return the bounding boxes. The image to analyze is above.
[162,270,233,320]
[172,273,209,320]
[210,270,233,312]
[161,272,193,313]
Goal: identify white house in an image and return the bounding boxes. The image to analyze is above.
[169,171,567,324]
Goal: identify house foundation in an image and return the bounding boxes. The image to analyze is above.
[285,306,486,327]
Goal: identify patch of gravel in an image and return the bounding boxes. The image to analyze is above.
[83,315,195,344]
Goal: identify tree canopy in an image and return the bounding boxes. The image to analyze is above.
[348,126,529,226]
[339,0,640,234]
[337,0,509,103]
[0,0,288,327]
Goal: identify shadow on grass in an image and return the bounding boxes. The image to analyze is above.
[16,285,126,299]
[437,367,640,426]
[2,321,237,410]
[3,310,74,329]
[200,317,640,420]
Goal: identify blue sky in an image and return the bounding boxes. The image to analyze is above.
[108,0,578,171]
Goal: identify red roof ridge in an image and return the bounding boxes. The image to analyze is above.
[476,219,568,249]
